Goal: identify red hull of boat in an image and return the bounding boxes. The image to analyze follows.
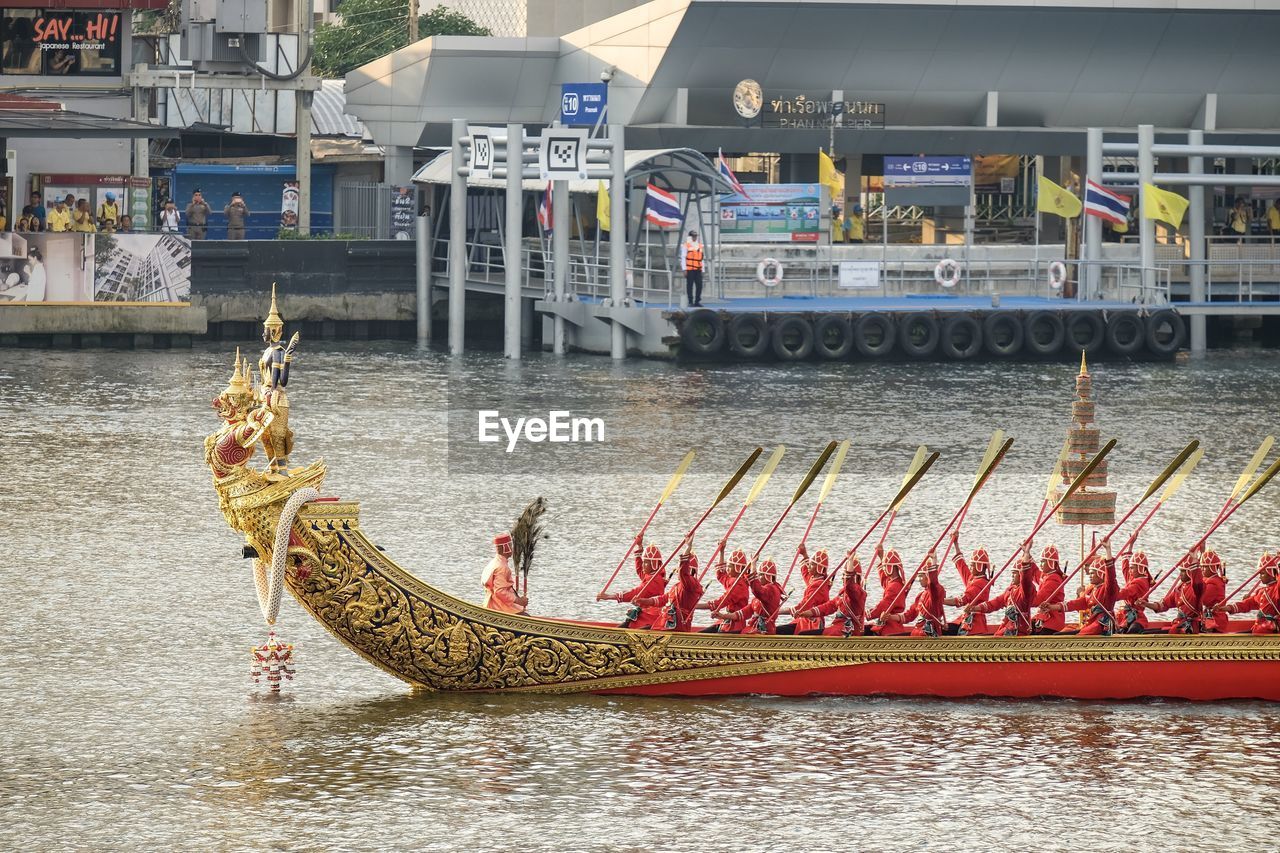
[596,659,1280,701]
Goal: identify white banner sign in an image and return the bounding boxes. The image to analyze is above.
[538,127,589,180]
[838,260,880,289]
[467,125,497,179]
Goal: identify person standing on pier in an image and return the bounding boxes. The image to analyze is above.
[186,189,211,240]
[482,532,527,614]
[679,229,704,307]
[225,192,251,240]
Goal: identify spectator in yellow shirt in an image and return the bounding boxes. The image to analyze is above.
[846,203,865,243]
[1269,199,1280,240]
[97,191,120,232]
[47,198,72,232]
[72,198,96,232]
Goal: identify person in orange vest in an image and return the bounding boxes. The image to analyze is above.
[679,229,705,307]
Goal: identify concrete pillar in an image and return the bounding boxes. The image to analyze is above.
[1188,130,1207,354]
[552,179,569,355]
[296,89,312,235]
[504,123,523,359]
[416,212,431,343]
[609,125,627,360]
[1138,124,1156,298]
[130,68,150,227]
[521,296,535,349]
[843,154,863,212]
[1085,128,1103,300]
[385,145,415,188]
[449,118,466,354]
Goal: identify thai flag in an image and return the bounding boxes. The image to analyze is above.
[537,182,553,232]
[1084,179,1131,225]
[643,183,681,228]
[717,148,750,199]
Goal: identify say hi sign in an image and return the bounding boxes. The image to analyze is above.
[538,127,589,181]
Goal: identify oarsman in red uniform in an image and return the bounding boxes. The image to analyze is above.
[598,538,666,628]
[868,546,908,635]
[715,558,784,635]
[1044,541,1119,635]
[1143,545,1205,634]
[946,533,992,635]
[1115,551,1154,634]
[881,552,947,637]
[792,550,868,637]
[1031,544,1067,633]
[967,544,1036,637]
[641,543,704,632]
[697,546,751,633]
[1199,550,1229,632]
[1217,553,1280,634]
[780,542,831,634]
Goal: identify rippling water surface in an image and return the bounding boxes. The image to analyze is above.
[3,345,1280,850]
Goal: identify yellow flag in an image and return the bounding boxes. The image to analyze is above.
[1143,183,1189,228]
[818,149,843,200]
[1036,176,1082,219]
[597,180,610,232]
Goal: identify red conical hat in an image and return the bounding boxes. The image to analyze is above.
[884,549,904,576]
[811,549,829,574]
[729,548,748,572]
[643,543,662,564]
[971,547,991,575]
[1201,550,1224,576]
[1130,551,1150,575]
[1041,544,1061,573]
[759,558,778,578]
[493,532,513,546]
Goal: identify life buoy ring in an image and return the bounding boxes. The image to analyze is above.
[934,259,962,289]
[1048,261,1068,291]
[757,258,784,287]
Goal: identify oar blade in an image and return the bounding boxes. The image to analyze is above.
[744,445,786,507]
[1044,439,1070,504]
[790,441,839,506]
[975,430,1005,488]
[713,447,763,507]
[1159,446,1203,503]
[658,450,697,504]
[1060,439,1118,504]
[818,439,852,504]
[1238,455,1280,506]
[1230,435,1274,504]
[964,437,1015,505]
[902,445,927,487]
[1140,440,1201,504]
[890,450,941,512]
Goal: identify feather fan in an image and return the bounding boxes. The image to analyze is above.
[511,497,548,578]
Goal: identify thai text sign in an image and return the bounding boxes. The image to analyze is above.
[389,186,415,240]
[559,83,607,127]
[0,10,122,76]
[720,183,827,243]
[765,95,884,129]
[885,156,973,187]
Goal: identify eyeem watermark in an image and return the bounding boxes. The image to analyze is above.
[477,410,606,453]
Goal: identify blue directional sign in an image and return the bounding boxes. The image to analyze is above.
[884,156,973,187]
[559,82,608,127]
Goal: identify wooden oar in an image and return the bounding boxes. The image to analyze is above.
[778,439,851,593]
[1211,435,1273,527]
[939,430,1005,568]
[1115,446,1204,557]
[650,447,762,580]
[829,446,939,580]
[1148,454,1280,595]
[697,445,786,582]
[598,450,696,597]
[713,441,840,605]
[866,445,929,561]
[886,437,1016,613]
[1015,440,1198,599]
[1031,439,1071,529]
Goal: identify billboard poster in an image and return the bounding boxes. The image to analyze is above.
[0,10,122,76]
[389,186,415,240]
[719,183,826,243]
[280,181,299,229]
[0,232,191,303]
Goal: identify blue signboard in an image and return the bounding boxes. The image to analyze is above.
[884,156,973,187]
[559,83,608,127]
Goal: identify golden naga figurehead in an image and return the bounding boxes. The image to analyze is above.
[213,348,256,423]
[263,282,285,344]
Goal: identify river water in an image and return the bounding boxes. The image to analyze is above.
[3,344,1280,850]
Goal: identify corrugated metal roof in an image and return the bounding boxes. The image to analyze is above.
[311,79,365,139]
